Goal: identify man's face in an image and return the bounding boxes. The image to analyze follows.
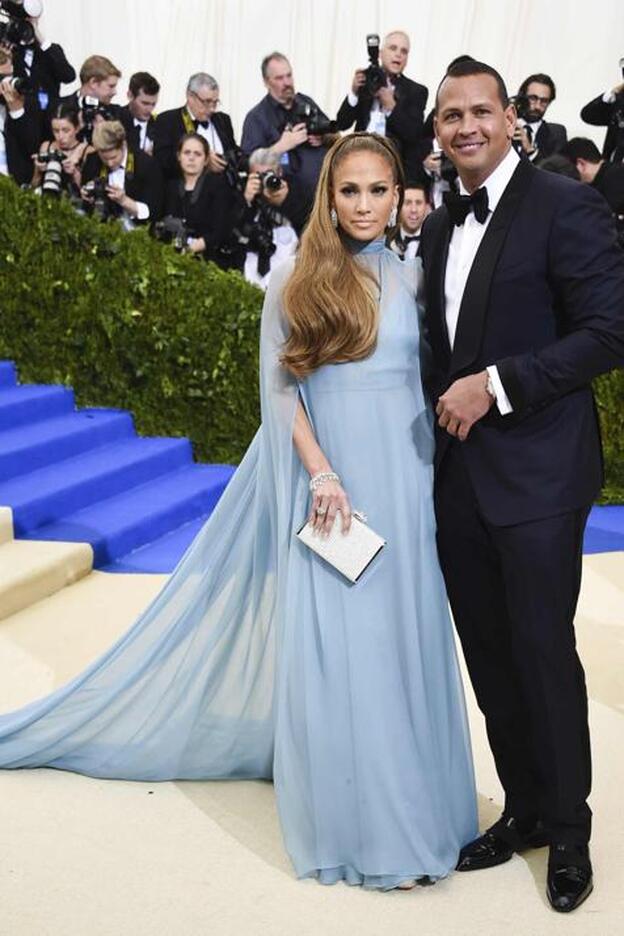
[0,59,12,79]
[264,58,295,106]
[128,89,158,121]
[186,85,219,122]
[380,32,409,76]
[400,187,430,233]
[99,145,125,170]
[523,81,553,122]
[90,75,119,105]
[434,73,515,191]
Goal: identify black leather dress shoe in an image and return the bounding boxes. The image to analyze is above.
[547,844,593,913]
[456,816,550,872]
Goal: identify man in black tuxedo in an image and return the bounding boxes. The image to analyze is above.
[119,72,160,155]
[0,48,40,184]
[153,72,239,181]
[563,137,624,244]
[335,30,427,179]
[60,55,123,142]
[513,73,567,163]
[581,76,624,164]
[10,1,75,116]
[419,59,624,913]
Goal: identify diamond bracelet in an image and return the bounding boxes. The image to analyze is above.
[309,471,341,492]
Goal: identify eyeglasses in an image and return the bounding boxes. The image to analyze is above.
[526,94,551,107]
[191,91,220,108]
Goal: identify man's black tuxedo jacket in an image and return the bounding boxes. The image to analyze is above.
[533,120,567,159]
[82,147,164,223]
[2,105,41,184]
[153,107,238,179]
[581,94,623,162]
[336,74,428,178]
[419,159,624,526]
[118,105,157,153]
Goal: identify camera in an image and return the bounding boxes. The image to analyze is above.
[153,215,192,252]
[80,96,117,143]
[83,177,112,221]
[38,147,64,196]
[0,74,31,95]
[510,93,532,123]
[258,169,282,192]
[222,148,248,191]
[289,99,336,135]
[0,2,36,47]
[364,33,385,96]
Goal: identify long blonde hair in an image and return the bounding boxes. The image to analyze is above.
[281,133,404,379]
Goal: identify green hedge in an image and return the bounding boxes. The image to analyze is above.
[0,178,621,501]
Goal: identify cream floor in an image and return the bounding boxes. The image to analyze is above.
[0,554,622,936]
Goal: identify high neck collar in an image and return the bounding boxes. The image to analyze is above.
[341,234,386,255]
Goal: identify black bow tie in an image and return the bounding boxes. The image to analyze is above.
[444,186,489,226]
[402,234,420,245]
[194,119,209,130]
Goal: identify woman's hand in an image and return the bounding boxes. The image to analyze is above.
[187,237,206,254]
[309,479,352,536]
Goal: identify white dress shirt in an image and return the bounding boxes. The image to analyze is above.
[445,145,520,414]
[108,148,149,225]
[346,90,390,136]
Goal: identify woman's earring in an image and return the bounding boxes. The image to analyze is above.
[388,207,397,228]
[330,208,338,228]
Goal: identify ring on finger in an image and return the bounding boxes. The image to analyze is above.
[316,506,327,516]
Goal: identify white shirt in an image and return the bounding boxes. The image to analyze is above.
[108,149,149,224]
[347,90,390,136]
[399,226,421,260]
[187,106,224,154]
[444,145,520,414]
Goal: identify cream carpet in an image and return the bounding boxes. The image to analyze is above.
[0,555,621,936]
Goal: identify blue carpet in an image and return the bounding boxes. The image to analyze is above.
[584,505,624,554]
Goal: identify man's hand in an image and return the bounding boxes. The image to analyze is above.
[106,184,128,208]
[0,78,24,113]
[273,123,308,154]
[423,150,443,176]
[263,179,289,207]
[513,125,535,155]
[307,133,323,147]
[376,81,396,113]
[611,80,624,96]
[351,69,366,96]
[207,152,227,174]
[243,172,262,206]
[436,371,494,441]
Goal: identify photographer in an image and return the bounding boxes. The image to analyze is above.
[61,55,123,142]
[161,133,232,262]
[81,119,163,228]
[241,52,331,211]
[512,73,567,163]
[562,137,624,241]
[7,0,75,118]
[336,31,428,178]
[581,69,624,164]
[31,102,87,195]
[231,147,300,289]
[154,72,240,181]
[0,44,39,183]
[119,71,160,154]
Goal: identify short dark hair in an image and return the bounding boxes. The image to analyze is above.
[50,102,80,127]
[538,154,580,181]
[562,137,602,164]
[435,59,509,112]
[129,71,160,97]
[518,73,556,103]
[261,52,289,80]
[404,179,431,203]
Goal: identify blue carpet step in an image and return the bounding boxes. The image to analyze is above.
[0,361,17,387]
[0,408,136,482]
[24,464,235,567]
[0,436,193,536]
[0,384,75,430]
[584,505,624,554]
[102,514,209,573]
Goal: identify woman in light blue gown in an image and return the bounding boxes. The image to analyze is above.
[0,133,477,889]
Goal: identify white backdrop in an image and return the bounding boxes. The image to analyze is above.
[38,0,623,147]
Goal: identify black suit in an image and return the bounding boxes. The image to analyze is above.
[533,120,567,159]
[119,105,157,153]
[164,172,232,261]
[1,102,41,184]
[336,74,428,179]
[153,106,238,180]
[82,147,164,223]
[420,156,624,846]
[13,42,75,109]
[580,94,624,162]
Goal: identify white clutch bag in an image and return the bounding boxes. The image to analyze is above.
[296,510,386,584]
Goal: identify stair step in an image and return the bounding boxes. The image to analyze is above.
[0,506,13,544]
[0,538,92,621]
[102,514,209,573]
[0,408,136,482]
[0,385,75,430]
[0,437,193,536]
[24,464,235,566]
[0,361,17,387]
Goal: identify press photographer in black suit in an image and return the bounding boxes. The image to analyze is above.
[81,120,164,227]
[563,136,624,242]
[119,72,160,155]
[581,72,624,164]
[0,46,40,184]
[153,72,240,181]
[335,30,428,178]
[9,0,75,117]
[60,55,123,143]
[513,73,567,163]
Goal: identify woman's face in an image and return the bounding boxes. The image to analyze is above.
[178,139,209,176]
[331,151,398,241]
[52,118,79,151]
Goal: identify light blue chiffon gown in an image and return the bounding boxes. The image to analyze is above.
[0,238,478,888]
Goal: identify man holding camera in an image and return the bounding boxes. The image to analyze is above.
[81,119,163,228]
[7,0,74,119]
[119,71,160,155]
[153,72,239,181]
[336,31,428,179]
[241,52,330,213]
[0,44,40,183]
[512,74,567,163]
[581,69,624,165]
[60,55,123,140]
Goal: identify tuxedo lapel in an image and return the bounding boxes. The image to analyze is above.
[449,159,533,377]
[423,210,452,366]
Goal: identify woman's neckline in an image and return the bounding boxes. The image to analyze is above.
[340,233,386,256]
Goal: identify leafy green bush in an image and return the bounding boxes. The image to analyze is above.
[0,178,621,501]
